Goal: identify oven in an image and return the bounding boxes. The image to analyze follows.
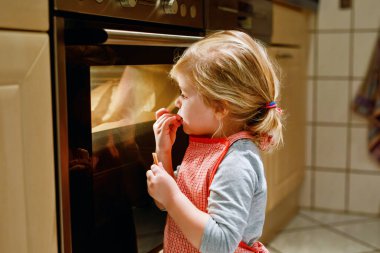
[52,1,204,253]
[205,0,272,44]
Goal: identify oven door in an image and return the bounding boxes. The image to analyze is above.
[54,17,203,253]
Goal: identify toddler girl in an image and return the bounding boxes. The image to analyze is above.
[146,30,283,253]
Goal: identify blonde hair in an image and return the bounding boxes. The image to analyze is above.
[170,30,283,152]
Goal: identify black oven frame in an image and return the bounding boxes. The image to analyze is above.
[52,13,204,253]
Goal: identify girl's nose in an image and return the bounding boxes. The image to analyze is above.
[175,96,181,108]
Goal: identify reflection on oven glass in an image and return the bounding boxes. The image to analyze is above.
[133,205,166,253]
[90,64,179,173]
[87,65,177,252]
[90,65,178,133]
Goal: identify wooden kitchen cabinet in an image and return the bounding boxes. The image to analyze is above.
[272,3,310,46]
[0,1,55,252]
[260,2,310,243]
[0,0,49,31]
[265,47,306,210]
[0,31,58,253]
[261,46,307,243]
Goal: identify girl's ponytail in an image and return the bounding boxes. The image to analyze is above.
[247,102,284,152]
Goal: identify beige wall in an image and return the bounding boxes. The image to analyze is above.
[300,0,380,215]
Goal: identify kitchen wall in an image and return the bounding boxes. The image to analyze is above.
[300,0,380,215]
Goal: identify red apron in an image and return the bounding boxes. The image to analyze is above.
[163,131,269,253]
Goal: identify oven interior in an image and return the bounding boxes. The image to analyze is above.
[65,27,190,253]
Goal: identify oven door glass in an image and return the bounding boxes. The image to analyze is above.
[91,65,177,133]
[66,45,187,253]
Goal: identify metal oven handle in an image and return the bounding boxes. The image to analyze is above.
[104,29,204,47]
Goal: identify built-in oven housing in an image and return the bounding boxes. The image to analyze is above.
[52,1,204,253]
[205,0,272,44]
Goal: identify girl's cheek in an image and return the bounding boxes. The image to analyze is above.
[177,101,186,117]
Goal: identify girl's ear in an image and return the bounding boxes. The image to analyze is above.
[214,101,229,120]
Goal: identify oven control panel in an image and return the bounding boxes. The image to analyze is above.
[54,0,203,29]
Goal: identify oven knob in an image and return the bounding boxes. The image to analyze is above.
[190,5,197,18]
[120,0,137,7]
[163,0,178,14]
[180,4,187,17]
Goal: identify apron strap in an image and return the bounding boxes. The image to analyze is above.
[207,131,254,195]
[227,131,254,144]
[239,241,268,253]
[206,139,230,194]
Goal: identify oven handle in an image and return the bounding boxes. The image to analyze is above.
[104,29,204,47]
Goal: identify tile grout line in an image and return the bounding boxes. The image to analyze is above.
[306,121,366,126]
[278,224,325,233]
[308,75,367,80]
[345,0,355,214]
[313,28,379,33]
[315,166,380,175]
[308,121,355,127]
[299,212,379,226]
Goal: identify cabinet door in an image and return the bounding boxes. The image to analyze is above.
[0,31,57,253]
[272,3,309,46]
[263,47,306,211]
[0,0,49,31]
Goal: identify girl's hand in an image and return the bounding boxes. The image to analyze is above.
[153,108,182,153]
[146,162,180,207]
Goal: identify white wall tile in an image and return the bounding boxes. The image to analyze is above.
[353,32,378,78]
[315,126,347,168]
[299,168,312,207]
[306,125,313,166]
[353,0,380,29]
[317,33,350,77]
[309,0,380,215]
[350,127,380,171]
[315,171,346,210]
[349,174,380,214]
[317,0,352,30]
[316,80,349,123]
[351,79,369,125]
